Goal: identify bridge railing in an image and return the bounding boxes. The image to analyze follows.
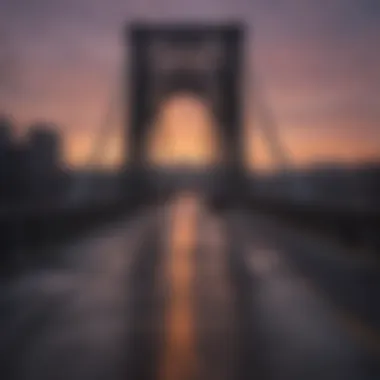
[249,195,380,254]
[0,195,152,272]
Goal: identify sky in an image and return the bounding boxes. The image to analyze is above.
[0,0,379,169]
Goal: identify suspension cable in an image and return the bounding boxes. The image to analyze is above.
[66,65,123,204]
[248,47,291,172]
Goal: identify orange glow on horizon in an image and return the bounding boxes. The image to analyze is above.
[145,94,222,167]
[63,118,380,171]
[40,95,379,171]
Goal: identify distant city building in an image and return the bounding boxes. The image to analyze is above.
[0,117,76,207]
[0,117,13,148]
[25,123,61,200]
[0,117,14,203]
[8,143,29,202]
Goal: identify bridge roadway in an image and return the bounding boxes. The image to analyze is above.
[0,192,379,380]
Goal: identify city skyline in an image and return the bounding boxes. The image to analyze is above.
[0,0,379,169]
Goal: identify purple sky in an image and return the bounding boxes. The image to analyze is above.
[0,0,379,167]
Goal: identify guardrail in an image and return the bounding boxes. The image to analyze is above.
[249,197,380,253]
[0,195,149,272]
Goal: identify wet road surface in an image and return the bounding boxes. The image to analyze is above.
[0,194,379,380]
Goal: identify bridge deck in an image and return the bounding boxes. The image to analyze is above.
[0,194,379,380]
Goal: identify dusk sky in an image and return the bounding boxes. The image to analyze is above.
[0,0,379,169]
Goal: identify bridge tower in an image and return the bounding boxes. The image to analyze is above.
[124,22,247,203]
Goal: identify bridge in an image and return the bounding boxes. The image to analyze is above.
[0,22,379,380]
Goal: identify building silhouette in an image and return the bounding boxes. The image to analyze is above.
[0,117,14,202]
[25,124,61,201]
[0,117,66,206]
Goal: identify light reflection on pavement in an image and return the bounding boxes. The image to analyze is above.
[0,199,379,380]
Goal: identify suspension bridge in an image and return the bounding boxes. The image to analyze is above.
[0,22,379,380]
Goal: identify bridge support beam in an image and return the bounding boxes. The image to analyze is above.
[124,23,247,201]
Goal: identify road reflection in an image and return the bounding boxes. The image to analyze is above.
[160,192,202,380]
